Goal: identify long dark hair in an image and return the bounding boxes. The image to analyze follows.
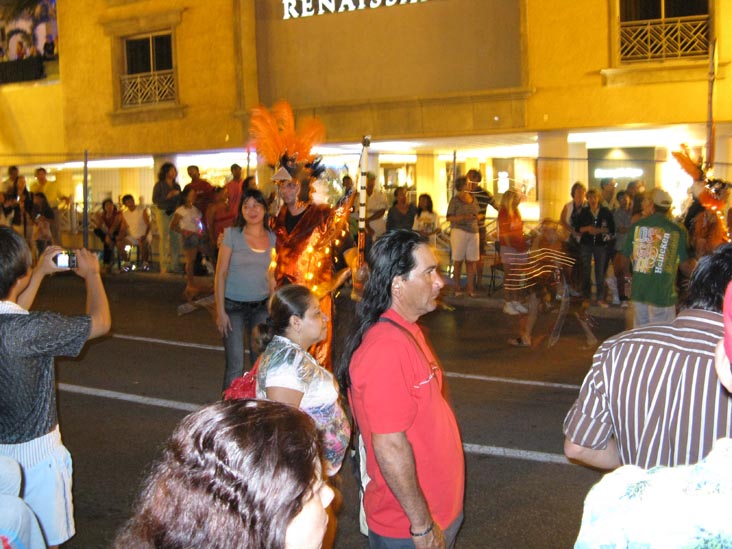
[254,284,312,353]
[336,230,427,391]
[416,193,433,215]
[233,188,270,230]
[114,399,321,549]
[157,162,177,184]
[32,192,53,219]
[682,243,732,313]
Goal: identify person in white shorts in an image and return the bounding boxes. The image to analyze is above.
[0,228,110,547]
[120,194,152,268]
[446,177,481,297]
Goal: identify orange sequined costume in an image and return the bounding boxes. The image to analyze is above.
[273,199,353,370]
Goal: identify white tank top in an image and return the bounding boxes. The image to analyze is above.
[123,207,147,239]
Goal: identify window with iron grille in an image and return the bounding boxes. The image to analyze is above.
[121,33,176,108]
[618,0,709,62]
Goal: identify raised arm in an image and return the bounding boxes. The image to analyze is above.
[74,248,111,339]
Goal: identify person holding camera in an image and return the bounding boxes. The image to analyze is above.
[0,228,111,547]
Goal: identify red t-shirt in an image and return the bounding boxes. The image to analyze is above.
[226,179,244,220]
[349,309,465,538]
[184,179,215,218]
[498,208,527,251]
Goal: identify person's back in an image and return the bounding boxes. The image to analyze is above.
[0,228,110,546]
[565,314,731,468]
[574,437,732,548]
[625,211,687,306]
[564,243,732,470]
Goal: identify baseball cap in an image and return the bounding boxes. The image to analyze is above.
[652,188,672,208]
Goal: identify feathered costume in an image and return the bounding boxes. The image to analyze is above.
[249,101,354,370]
[673,145,730,256]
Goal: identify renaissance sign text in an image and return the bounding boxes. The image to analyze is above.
[283,0,429,20]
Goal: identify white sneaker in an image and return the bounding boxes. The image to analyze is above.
[512,301,529,314]
[503,302,519,315]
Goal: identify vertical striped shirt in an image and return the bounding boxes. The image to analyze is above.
[563,310,732,468]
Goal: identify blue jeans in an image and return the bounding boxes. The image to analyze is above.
[580,244,607,300]
[368,512,464,549]
[222,297,268,391]
[632,301,676,328]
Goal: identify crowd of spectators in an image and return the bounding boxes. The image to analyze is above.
[556,176,729,325]
[4,160,732,547]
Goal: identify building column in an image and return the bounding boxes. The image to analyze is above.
[537,131,570,220]
[416,152,446,214]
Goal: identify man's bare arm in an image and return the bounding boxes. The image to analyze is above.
[564,436,621,470]
[372,431,445,548]
[75,248,111,339]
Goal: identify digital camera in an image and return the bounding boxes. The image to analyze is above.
[53,251,77,269]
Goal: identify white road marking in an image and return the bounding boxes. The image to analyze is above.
[463,443,570,464]
[111,334,581,390]
[113,333,225,352]
[59,383,201,412]
[445,372,580,391]
[58,383,572,465]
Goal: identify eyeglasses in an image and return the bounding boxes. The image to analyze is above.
[413,363,438,389]
[280,182,298,189]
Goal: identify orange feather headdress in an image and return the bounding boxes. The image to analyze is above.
[248,100,326,175]
[672,143,729,207]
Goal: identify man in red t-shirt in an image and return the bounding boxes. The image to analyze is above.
[339,229,465,548]
[184,165,214,222]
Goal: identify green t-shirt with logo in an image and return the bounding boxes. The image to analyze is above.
[621,213,688,307]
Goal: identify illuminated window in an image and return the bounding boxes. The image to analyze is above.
[101,8,183,122]
[121,33,176,108]
[618,0,710,62]
[620,0,708,21]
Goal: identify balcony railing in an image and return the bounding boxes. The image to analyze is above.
[120,69,176,108]
[620,15,709,62]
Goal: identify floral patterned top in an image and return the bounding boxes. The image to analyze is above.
[575,437,732,548]
[256,335,351,476]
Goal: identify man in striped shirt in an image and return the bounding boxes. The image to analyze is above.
[563,243,732,469]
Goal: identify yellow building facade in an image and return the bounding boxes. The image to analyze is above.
[0,0,729,223]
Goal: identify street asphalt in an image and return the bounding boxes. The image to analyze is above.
[28,270,629,548]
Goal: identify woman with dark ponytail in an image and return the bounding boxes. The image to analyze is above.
[255,284,350,478]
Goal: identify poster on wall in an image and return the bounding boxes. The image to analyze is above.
[0,0,57,61]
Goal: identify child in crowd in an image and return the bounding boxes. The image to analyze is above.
[172,186,206,298]
[412,193,440,247]
[31,192,54,258]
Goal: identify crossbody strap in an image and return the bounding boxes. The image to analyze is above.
[378,317,441,391]
[378,317,432,364]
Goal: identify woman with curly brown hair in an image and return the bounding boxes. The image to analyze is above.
[114,399,334,549]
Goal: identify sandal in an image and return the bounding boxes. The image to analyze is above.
[508,337,530,348]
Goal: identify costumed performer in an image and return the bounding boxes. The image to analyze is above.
[249,101,355,370]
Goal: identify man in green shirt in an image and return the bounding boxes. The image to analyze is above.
[621,188,695,327]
